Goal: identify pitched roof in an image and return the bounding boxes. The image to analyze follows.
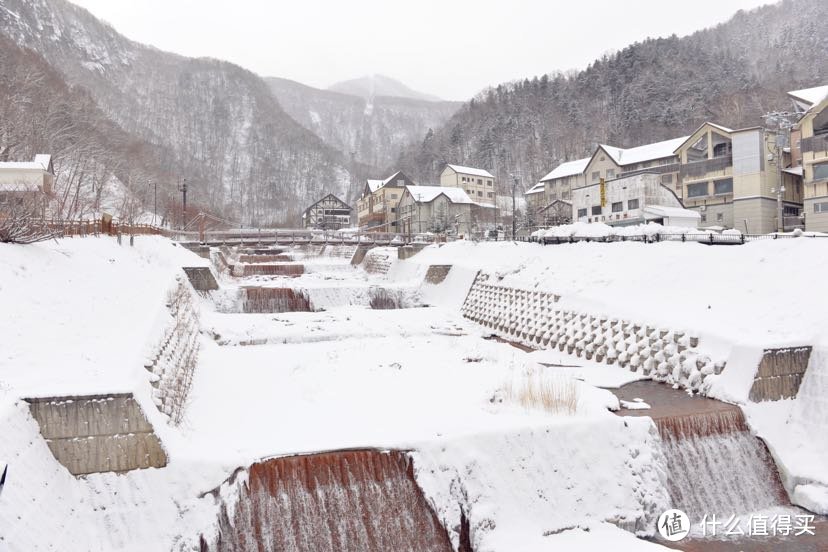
[540,157,590,181]
[672,122,734,154]
[788,85,828,109]
[405,185,474,204]
[525,182,545,195]
[445,164,494,178]
[0,154,54,173]
[598,136,688,166]
[366,179,383,193]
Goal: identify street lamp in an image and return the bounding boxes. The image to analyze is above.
[178,178,188,230]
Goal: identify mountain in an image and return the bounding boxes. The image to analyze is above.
[0,0,351,225]
[267,77,461,170]
[329,74,442,102]
[394,0,828,192]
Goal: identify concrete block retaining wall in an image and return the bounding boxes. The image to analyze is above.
[25,394,167,475]
[144,277,200,424]
[749,347,812,402]
[461,273,724,395]
[424,265,452,285]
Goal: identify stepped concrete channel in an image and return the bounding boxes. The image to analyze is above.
[204,243,425,313]
[461,273,825,550]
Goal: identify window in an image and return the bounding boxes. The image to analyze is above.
[814,202,828,213]
[814,163,828,181]
[477,178,483,184]
[487,192,494,198]
[390,193,397,199]
[477,191,483,196]
[591,205,602,215]
[713,142,731,158]
[577,208,588,218]
[687,182,709,198]
[390,207,396,213]
[397,179,405,186]
[462,176,467,182]
[717,212,724,222]
[611,201,623,213]
[700,213,707,222]
[627,199,640,210]
[784,206,800,216]
[606,169,616,180]
[661,174,673,185]
[714,178,733,195]
[487,180,493,186]
[592,171,601,183]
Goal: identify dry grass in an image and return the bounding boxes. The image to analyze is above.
[503,371,579,415]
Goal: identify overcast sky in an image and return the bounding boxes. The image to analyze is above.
[70,0,772,101]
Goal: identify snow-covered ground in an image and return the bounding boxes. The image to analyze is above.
[1,235,825,550]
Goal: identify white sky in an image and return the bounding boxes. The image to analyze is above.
[69,0,772,101]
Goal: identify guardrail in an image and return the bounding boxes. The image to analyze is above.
[530,232,828,245]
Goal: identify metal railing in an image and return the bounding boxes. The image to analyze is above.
[531,231,828,246]
[679,155,732,179]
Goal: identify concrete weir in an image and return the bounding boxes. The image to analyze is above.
[25,393,167,475]
[202,450,453,552]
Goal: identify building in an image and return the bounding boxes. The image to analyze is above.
[792,87,828,232]
[396,185,479,236]
[674,123,803,233]
[538,158,589,208]
[571,173,699,227]
[0,154,55,217]
[302,194,352,230]
[439,164,496,206]
[356,170,417,231]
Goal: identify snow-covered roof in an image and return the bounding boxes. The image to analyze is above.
[445,164,494,179]
[405,185,474,204]
[366,179,383,193]
[598,136,688,167]
[782,166,804,177]
[540,157,590,182]
[642,205,701,220]
[525,182,545,195]
[0,154,53,173]
[788,85,828,109]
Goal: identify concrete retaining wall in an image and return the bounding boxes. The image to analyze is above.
[26,394,167,475]
[424,265,452,284]
[749,347,812,402]
[461,273,722,395]
[182,267,219,291]
[363,247,396,275]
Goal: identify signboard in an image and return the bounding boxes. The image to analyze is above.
[599,178,606,208]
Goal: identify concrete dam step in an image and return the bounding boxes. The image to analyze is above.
[203,450,453,552]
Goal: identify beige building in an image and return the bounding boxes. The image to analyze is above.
[674,123,803,233]
[356,170,416,231]
[396,185,478,236]
[538,157,588,207]
[791,87,828,232]
[0,154,55,217]
[439,164,496,205]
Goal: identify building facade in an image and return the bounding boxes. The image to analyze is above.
[794,90,828,232]
[396,185,477,236]
[0,154,55,217]
[302,194,352,230]
[439,164,496,206]
[571,173,699,227]
[356,170,416,231]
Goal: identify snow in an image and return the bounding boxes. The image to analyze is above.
[598,136,689,167]
[445,164,494,178]
[788,84,828,108]
[641,204,701,221]
[524,182,545,195]
[540,156,590,181]
[366,178,384,192]
[405,184,475,204]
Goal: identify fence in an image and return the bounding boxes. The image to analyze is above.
[532,232,828,246]
[42,219,171,238]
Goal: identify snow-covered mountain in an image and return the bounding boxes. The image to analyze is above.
[328,74,442,102]
[267,77,461,170]
[0,0,352,225]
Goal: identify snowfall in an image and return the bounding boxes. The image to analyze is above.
[0,231,826,551]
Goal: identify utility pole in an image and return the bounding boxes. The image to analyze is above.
[509,173,520,240]
[152,180,156,226]
[178,178,188,230]
[762,111,796,233]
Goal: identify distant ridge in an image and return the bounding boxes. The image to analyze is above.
[329,74,442,102]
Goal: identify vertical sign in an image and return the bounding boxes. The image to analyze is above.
[599,178,606,208]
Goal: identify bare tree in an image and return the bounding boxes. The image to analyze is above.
[0,187,59,243]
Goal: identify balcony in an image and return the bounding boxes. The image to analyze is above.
[679,155,732,181]
[800,134,828,155]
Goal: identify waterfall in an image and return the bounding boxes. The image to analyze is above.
[204,450,452,552]
[656,409,787,521]
[241,287,312,313]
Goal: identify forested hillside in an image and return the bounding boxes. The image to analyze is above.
[268,77,461,170]
[0,0,351,225]
[395,0,828,191]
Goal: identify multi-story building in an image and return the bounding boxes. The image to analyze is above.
[538,158,588,207]
[571,173,699,227]
[674,123,803,233]
[356,170,416,231]
[396,185,478,236]
[793,88,828,232]
[439,164,496,206]
[0,154,54,218]
[302,194,352,230]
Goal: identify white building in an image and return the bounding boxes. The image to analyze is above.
[571,173,700,228]
[397,185,479,236]
[439,164,496,206]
